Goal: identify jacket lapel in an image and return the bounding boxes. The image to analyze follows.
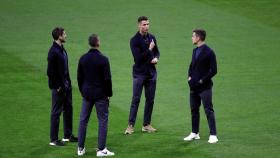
[193,45,206,67]
[137,32,150,50]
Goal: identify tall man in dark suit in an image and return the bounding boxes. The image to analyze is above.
[124,16,160,134]
[77,34,114,157]
[47,27,77,146]
[184,29,218,143]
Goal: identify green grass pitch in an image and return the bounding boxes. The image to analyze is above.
[0,0,279,157]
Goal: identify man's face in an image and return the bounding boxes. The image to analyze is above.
[59,31,67,43]
[192,32,200,45]
[138,20,149,34]
[96,37,100,47]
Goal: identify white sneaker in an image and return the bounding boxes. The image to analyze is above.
[183,132,200,141]
[124,125,134,135]
[97,148,115,157]
[77,147,85,156]
[208,135,218,144]
[142,124,157,133]
[62,138,69,142]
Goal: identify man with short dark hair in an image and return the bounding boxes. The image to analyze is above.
[77,34,114,157]
[47,27,77,146]
[184,29,218,143]
[124,16,160,134]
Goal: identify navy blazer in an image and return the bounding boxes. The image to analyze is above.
[77,49,112,101]
[47,42,71,90]
[188,44,217,92]
[130,32,160,77]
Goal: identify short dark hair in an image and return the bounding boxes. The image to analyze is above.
[88,34,99,47]
[138,16,148,23]
[193,29,206,41]
[52,27,64,40]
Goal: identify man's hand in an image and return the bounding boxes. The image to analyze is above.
[149,39,155,51]
[151,57,159,64]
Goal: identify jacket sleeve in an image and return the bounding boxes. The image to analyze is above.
[201,51,217,82]
[130,38,153,64]
[188,50,195,77]
[152,36,160,59]
[47,51,59,89]
[188,62,192,77]
[77,58,84,94]
[104,58,112,97]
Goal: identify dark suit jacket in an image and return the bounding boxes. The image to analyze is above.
[188,44,217,92]
[130,32,160,78]
[47,42,71,90]
[77,48,112,101]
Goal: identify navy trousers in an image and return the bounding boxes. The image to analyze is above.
[50,88,73,141]
[128,75,157,126]
[78,98,109,150]
[190,88,217,135]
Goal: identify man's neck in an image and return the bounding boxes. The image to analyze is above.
[196,41,205,47]
[91,46,99,50]
[55,40,62,46]
[139,31,148,36]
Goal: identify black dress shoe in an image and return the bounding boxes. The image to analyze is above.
[62,134,78,142]
[49,140,65,146]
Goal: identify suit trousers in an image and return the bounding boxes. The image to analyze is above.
[50,88,73,141]
[128,75,157,126]
[190,88,217,135]
[78,98,109,150]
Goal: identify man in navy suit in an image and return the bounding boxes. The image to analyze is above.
[124,16,160,134]
[77,34,114,157]
[47,27,78,146]
[184,29,218,143]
